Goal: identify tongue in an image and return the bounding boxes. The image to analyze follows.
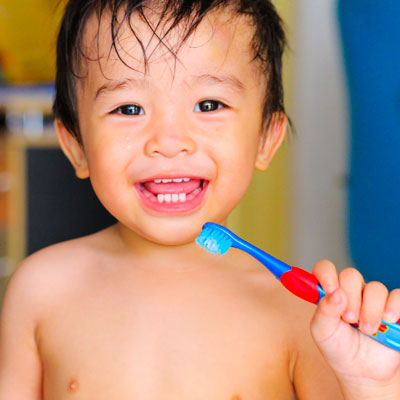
[143,179,202,195]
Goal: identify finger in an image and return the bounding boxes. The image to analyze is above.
[338,268,364,324]
[359,281,388,335]
[312,260,339,294]
[311,288,348,345]
[383,289,400,323]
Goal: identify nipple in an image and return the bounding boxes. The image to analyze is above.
[231,395,242,400]
[68,379,79,393]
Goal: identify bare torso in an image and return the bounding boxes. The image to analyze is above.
[24,227,330,399]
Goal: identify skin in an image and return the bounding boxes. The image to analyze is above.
[1,6,400,400]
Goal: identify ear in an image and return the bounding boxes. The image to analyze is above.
[55,119,89,179]
[255,112,288,171]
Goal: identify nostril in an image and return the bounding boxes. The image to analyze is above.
[145,136,196,158]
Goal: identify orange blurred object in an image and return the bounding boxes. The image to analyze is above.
[0,0,65,84]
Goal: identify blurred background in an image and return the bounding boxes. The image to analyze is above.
[0,0,399,308]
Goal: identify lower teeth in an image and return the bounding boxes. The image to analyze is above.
[157,193,185,203]
[156,187,202,204]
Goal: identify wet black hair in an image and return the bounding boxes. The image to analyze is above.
[53,0,287,143]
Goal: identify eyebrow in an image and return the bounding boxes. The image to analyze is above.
[95,78,148,100]
[186,73,245,94]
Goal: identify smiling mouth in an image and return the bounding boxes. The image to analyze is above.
[134,177,209,212]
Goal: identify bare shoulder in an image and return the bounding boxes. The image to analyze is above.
[223,247,318,349]
[3,225,119,317]
[226,247,314,319]
[0,227,119,397]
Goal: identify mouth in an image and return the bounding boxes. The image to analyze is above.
[134,176,209,214]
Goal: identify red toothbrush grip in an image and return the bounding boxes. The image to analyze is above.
[280,266,321,304]
[281,268,400,330]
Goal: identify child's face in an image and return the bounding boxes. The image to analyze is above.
[57,8,286,246]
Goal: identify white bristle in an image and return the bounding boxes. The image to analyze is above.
[196,226,232,255]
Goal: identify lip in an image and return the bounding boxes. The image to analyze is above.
[134,177,209,215]
[137,175,206,183]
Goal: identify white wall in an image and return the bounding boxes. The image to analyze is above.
[291,0,352,270]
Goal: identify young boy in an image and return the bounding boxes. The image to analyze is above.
[1,0,400,398]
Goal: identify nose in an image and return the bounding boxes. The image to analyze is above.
[144,116,197,158]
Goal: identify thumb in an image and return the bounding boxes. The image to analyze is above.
[311,288,349,348]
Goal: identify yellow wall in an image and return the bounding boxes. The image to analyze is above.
[227,0,293,261]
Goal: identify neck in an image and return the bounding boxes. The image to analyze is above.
[114,222,214,272]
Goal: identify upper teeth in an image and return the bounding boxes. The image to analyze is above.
[154,178,191,183]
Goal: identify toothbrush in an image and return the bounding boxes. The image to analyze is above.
[196,222,400,352]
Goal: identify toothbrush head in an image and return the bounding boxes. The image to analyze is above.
[196,223,234,255]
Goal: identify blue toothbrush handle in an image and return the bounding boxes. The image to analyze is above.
[204,223,400,352]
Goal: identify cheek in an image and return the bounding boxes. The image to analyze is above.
[214,137,258,197]
[87,156,122,211]
[84,146,133,223]
[84,135,130,192]
[84,123,134,171]
[223,132,260,171]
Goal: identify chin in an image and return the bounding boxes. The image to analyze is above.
[135,217,206,245]
[151,235,196,246]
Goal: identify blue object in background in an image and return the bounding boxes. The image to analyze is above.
[337,1,400,290]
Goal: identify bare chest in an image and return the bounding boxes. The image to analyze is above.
[38,273,295,399]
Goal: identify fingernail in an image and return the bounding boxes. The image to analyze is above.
[326,285,337,294]
[362,323,374,335]
[383,311,395,323]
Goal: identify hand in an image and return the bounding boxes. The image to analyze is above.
[310,260,400,399]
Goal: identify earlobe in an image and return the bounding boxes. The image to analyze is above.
[255,112,288,171]
[255,153,269,171]
[54,120,89,179]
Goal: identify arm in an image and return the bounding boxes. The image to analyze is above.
[289,301,344,399]
[0,262,43,399]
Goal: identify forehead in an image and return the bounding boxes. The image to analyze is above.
[78,5,262,86]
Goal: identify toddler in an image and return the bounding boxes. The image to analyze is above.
[1,0,400,398]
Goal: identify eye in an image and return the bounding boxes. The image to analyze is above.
[113,105,144,116]
[194,100,225,113]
